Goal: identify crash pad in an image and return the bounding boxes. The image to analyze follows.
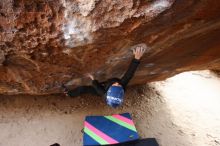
[83,113,139,146]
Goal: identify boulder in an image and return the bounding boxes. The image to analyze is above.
[0,0,220,95]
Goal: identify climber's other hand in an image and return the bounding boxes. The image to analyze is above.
[86,73,94,80]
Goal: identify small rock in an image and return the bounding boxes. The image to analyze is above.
[214,140,220,144]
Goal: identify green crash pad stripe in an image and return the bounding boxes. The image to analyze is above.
[84,127,109,145]
[104,116,137,132]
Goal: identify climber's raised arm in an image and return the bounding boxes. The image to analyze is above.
[120,46,146,87]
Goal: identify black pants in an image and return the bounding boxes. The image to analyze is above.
[67,86,100,97]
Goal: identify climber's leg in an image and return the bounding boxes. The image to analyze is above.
[67,86,99,97]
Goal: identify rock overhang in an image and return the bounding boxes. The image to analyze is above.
[0,0,220,95]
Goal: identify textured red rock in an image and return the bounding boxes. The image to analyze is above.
[0,0,220,95]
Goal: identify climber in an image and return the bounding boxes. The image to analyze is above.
[62,45,146,108]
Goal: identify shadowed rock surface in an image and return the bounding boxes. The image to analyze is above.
[0,0,220,95]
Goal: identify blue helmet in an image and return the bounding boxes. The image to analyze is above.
[106,86,125,108]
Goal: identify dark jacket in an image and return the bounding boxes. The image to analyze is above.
[92,58,140,96]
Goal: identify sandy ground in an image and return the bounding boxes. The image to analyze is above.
[0,70,220,146]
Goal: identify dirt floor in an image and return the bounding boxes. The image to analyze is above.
[0,70,220,146]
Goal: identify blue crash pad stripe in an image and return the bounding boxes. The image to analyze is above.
[83,133,100,146]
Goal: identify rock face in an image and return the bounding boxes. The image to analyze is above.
[0,0,220,95]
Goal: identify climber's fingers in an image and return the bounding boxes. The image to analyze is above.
[133,46,140,54]
[137,46,141,54]
[138,46,143,55]
[132,44,147,59]
[133,46,138,52]
[141,47,146,54]
[85,73,94,80]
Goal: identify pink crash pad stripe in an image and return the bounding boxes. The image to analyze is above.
[85,121,119,144]
[112,114,135,126]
